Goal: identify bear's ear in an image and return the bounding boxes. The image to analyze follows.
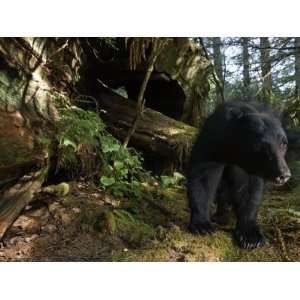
[226,107,244,120]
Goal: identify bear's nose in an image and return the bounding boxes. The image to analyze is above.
[275,170,291,185]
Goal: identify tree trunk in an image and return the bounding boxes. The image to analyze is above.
[295,37,300,101]
[151,37,211,128]
[212,37,224,104]
[260,37,272,104]
[242,37,251,98]
[0,37,81,239]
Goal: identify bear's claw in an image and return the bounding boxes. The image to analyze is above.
[188,221,216,235]
[234,224,266,249]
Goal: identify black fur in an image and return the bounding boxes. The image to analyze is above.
[187,101,291,249]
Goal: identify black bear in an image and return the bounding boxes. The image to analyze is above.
[187,101,291,249]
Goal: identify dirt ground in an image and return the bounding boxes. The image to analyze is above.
[1,181,300,262]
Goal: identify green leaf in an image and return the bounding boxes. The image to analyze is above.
[114,161,125,171]
[160,175,176,188]
[119,168,129,177]
[173,172,185,181]
[61,138,77,149]
[100,176,116,187]
[101,136,121,153]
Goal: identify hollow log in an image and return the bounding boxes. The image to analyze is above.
[0,37,203,238]
[85,85,198,169]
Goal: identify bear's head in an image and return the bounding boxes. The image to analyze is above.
[233,111,291,185]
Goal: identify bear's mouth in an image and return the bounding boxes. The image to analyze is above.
[274,176,290,186]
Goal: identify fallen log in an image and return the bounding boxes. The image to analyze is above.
[83,85,198,170]
[0,168,47,239]
[0,37,201,238]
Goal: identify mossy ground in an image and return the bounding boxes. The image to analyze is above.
[1,181,300,261]
[109,185,300,262]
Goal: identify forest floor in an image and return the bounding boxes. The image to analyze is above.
[1,180,300,262]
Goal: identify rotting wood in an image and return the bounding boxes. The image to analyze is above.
[81,84,198,170]
[0,167,47,240]
[123,38,169,147]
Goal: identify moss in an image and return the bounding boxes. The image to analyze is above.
[109,184,300,262]
[106,209,156,247]
[0,138,32,165]
[0,67,25,112]
[41,180,300,261]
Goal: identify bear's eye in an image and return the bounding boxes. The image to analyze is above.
[280,137,288,150]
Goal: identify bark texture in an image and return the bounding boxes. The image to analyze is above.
[0,37,208,237]
[0,38,82,238]
[242,37,251,97]
[212,37,224,105]
[260,37,272,103]
[154,38,211,127]
[295,37,300,100]
[91,84,197,170]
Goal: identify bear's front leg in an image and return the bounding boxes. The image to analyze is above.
[187,162,224,235]
[233,176,265,249]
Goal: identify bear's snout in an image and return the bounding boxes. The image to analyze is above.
[274,161,291,185]
[275,171,291,185]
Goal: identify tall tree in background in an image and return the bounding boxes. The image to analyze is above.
[241,37,251,98]
[203,37,297,115]
[295,37,300,101]
[212,37,224,104]
[260,37,272,103]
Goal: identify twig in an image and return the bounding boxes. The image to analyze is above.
[123,38,168,147]
[74,94,100,114]
[45,39,69,64]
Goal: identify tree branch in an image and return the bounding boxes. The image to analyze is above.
[123,38,168,147]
